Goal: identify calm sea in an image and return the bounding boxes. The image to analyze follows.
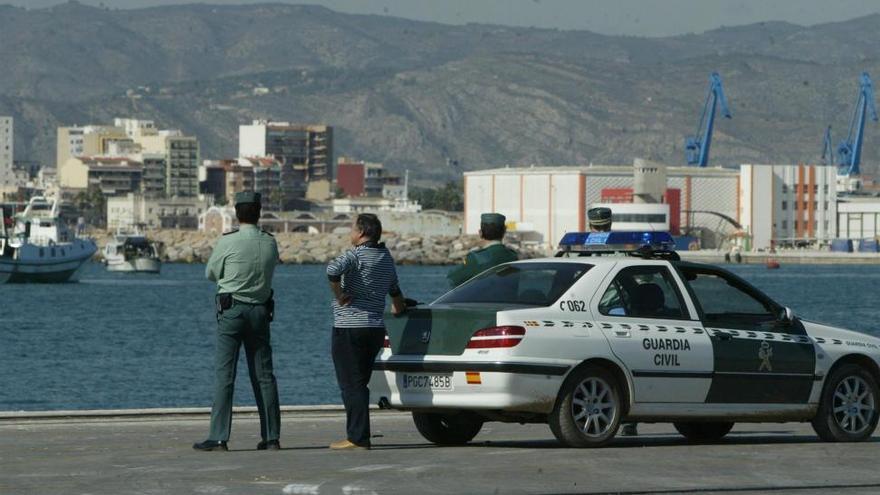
[1,262,878,411]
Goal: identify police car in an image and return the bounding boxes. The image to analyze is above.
[371,231,880,447]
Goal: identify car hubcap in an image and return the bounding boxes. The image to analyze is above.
[571,377,617,437]
[832,375,876,434]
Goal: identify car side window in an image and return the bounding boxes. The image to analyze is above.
[680,268,781,331]
[598,265,688,320]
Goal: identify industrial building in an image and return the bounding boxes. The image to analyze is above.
[464,162,739,247]
[239,120,333,201]
[739,164,838,250]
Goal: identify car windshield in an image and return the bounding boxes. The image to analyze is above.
[435,262,592,306]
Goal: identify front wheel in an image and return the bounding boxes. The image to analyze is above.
[673,421,734,443]
[412,411,484,445]
[549,365,622,447]
[812,363,879,442]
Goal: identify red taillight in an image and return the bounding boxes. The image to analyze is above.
[383,334,390,348]
[466,326,526,349]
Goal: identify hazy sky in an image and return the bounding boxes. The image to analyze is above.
[6,0,880,37]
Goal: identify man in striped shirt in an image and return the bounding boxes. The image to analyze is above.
[327,213,406,450]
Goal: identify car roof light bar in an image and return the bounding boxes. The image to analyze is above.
[556,231,677,258]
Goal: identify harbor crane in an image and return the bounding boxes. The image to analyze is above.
[822,125,834,167]
[834,72,878,177]
[685,72,732,167]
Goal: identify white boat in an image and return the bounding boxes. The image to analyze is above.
[0,197,97,283]
[102,228,162,273]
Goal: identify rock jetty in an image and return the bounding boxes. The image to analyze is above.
[92,230,551,265]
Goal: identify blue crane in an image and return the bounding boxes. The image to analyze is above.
[685,72,732,167]
[821,125,834,167]
[836,72,878,176]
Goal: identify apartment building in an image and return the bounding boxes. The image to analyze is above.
[239,120,333,201]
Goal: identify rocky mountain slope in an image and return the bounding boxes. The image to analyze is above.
[1,2,878,181]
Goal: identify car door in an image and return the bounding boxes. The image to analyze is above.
[675,264,816,404]
[592,262,714,403]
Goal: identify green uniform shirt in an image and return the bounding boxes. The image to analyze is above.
[206,224,279,304]
[446,241,518,288]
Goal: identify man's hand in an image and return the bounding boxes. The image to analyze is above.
[391,294,407,316]
[330,280,352,306]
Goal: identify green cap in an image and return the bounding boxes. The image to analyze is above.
[234,191,261,206]
[480,213,506,226]
[588,207,612,227]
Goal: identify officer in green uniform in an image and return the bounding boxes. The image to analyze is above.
[588,207,612,233]
[193,191,282,452]
[447,213,518,288]
[589,206,639,437]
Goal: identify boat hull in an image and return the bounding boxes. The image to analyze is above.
[106,257,161,274]
[0,241,97,284]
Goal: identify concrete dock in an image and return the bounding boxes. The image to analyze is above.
[3,408,880,495]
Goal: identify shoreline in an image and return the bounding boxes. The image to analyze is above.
[89,229,880,265]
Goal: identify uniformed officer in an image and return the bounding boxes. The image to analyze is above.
[193,191,282,452]
[588,207,612,233]
[447,213,518,288]
[589,206,639,437]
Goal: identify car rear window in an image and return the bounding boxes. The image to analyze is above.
[435,262,592,306]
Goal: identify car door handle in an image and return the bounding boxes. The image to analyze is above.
[716,331,733,341]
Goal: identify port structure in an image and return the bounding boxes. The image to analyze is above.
[685,72,732,167]
[832,72,878,177]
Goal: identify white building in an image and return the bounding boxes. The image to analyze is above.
[739,164,837,250]
[590,202,671,232]
[464,164,739,247]
[107,193,211,230]
[837,197,880,240]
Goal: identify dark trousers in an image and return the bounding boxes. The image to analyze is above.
[331,327,385,445]
[209,303,280,442]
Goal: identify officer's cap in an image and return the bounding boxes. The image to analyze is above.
[234,191,261,206]
[587,207,612,226]
[480,213,506,226]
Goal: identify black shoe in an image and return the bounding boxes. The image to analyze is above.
[193,440,228,451]
[620,423,639,437]
[257,439,281,450]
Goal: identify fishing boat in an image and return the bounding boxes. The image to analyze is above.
[102,228,162,273]
[0,196,97,283]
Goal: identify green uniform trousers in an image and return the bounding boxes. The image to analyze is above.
[209,302,280,442]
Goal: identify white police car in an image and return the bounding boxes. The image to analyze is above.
[371,231,880,447]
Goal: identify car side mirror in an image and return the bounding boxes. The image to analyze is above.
[779,307,795,323]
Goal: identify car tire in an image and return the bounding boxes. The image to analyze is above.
[549,365,622,448]
[673,421,734,443]
[812,363,880,442]
[412,411,484,445]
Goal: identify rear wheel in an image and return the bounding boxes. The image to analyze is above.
[812,363,879,442]
[412,411,484,445]
[673,421,734,443]
[549,365,622,447]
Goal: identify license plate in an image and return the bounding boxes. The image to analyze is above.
[400,373,454,391]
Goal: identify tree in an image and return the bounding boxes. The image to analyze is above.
[410,181,463,212]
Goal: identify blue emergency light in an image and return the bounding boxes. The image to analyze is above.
[557,231,676,254]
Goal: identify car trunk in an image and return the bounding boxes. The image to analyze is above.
[384,303,510,356]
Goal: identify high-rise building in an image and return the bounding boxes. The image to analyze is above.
[0,116,14,189]
[239,120,333,201]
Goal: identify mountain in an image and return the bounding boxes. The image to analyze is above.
[0,2,879,182]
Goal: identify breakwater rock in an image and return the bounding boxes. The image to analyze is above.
[92,230,552,265]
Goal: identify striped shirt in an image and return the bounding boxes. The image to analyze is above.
[327,242,401,328]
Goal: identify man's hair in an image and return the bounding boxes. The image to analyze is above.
[480,222,506,241]
[235,203,261,224]
[356,213,382,242]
